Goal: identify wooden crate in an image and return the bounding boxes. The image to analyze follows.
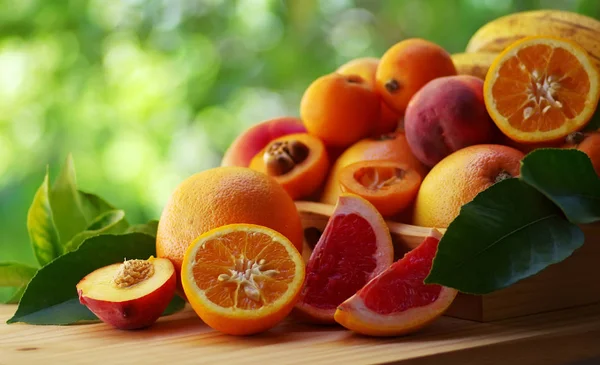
[296,201,600,322]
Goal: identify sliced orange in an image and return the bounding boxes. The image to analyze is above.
[334,229,457,337]
[339,160,422,218]
[181,224,305,335]
[484,36,600,143]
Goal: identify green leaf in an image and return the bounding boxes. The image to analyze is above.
[49,154,88,246]
[63,210,129,253]
[125,220,159,238]
[520,149,600,224]
[3,285,27,304]
[583,108,600,132]
[0,262,37,288]
[27,170,62,266]
[425,179,585,294]
[7,233,183,325]
[163,295,186,316]
[78,190,117,223]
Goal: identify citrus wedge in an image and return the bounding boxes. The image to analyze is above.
[181,224,305,335]
[484,36,600,143]
[334,229,458,337]
[294,193,394,323]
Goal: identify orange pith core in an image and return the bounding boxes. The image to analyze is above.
[354,166,405,190]
[192,230,296,310]
[492,44,590,133]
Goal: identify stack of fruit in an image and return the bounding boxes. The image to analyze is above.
[77,9,600,337]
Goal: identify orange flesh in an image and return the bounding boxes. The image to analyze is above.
[191,230,297,310]
[354,166,407,190]
[339,161,422,217]
[491,44,590,133]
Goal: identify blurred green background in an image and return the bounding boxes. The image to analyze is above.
[1,0,599,267]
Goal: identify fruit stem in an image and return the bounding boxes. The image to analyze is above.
[566,131,585,145]
[494,170,513,184]
[385,79,401,93]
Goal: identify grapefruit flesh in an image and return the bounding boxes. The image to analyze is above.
[335,229,458,336]
[295,194,394,323]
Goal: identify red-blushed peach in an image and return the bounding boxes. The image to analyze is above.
[77,257,176,330]
[221,117,307,167]
[404,75,496,167]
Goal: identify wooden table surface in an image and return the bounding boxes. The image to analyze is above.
[1,304,600,365]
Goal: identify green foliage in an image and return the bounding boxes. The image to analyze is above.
[4,156,183,324]
[426,148,599,294]
[425,178,585,294]
[8,233,185,325]
[520,149,600,224]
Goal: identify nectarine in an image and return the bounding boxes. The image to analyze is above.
[404,75,496,167]
[77,257,176,330]
[221,117,306,167]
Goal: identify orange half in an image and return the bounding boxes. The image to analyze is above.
[339,160,422,217]
[181,224,305,335]
[484,36,600,143]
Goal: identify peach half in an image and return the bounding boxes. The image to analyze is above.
[221,117,307,167]
[76,257,176,330]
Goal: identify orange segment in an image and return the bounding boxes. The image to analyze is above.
[484,36,600,143]
[339,160,422,217]
[181,224,305,335]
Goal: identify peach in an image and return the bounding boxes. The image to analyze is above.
[404,75,497,168]
[221,117,307,167]
[77,257,176,330]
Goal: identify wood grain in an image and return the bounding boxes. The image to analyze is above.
[1,304,600,365]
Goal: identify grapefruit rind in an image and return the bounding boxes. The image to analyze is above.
[334,286,458,337]
[294,193,395,323]
[484,36,600,144]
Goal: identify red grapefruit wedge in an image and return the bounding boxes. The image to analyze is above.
[295,193,394,323]
[334,229,458,336]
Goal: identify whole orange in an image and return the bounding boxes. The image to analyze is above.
[413,144,524,228]
[320,132,427,205]
[156,166,304,292]
[300,72,380,148]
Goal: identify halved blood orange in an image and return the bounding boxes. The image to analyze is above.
[339,160,422,217]
[294,193,394,323]
[334,229,458,336]
[181,224,305,335]
[484,36,600,143]
[249,133,329,200]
